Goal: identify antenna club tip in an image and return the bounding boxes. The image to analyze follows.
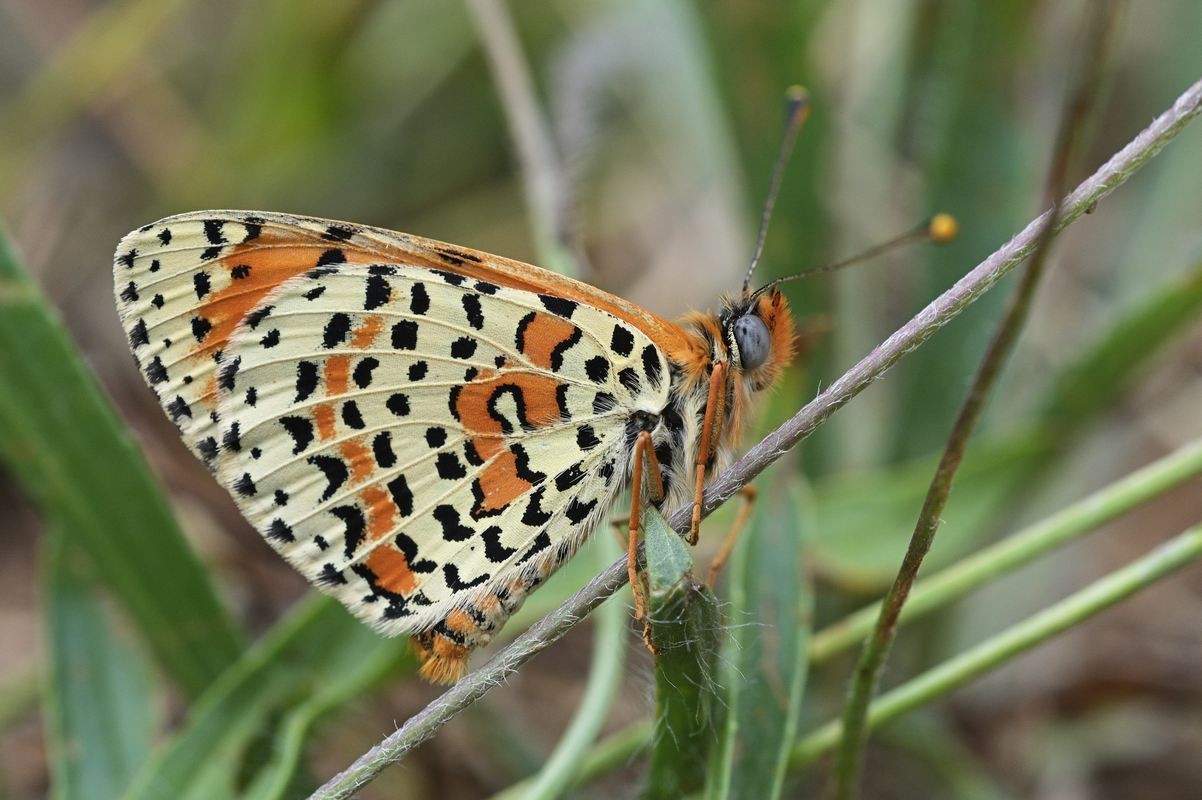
[928,213,958,243]
[785,85,810,114]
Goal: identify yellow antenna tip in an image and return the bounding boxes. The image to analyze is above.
[785,85,810,104]
[928,213,958,243]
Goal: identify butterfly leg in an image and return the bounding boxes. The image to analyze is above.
[689,361,729,545]
[704,486,758,586]
[628,430,665,653]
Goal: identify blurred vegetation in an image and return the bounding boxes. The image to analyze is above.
[2,1,1201,798]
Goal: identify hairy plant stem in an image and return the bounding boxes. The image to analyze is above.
[310,70,1202,800]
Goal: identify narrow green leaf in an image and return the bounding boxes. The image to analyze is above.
[124,597,408,800]
[43,531,154,800]
[707,477,813,800]
[0,223,242,697]
[643,506,722,800]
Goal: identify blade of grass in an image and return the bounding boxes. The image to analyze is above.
[311,72,1202,799]
[0,223,243,697]
[832,10,1120,793]
[43,531,154,800]
[644,506,722,800]
[122,597,408,800]
[706,477,814,800]
[792,521,1202,769]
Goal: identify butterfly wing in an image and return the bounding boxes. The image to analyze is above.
[114,211,676,678]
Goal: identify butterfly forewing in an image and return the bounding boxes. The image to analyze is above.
[114,212,672,641]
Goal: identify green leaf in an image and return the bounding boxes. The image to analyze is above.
[0,223,243,697]
[643,506,722,800]
[43,531,154,800]
[124,596,408,800]
[707,477,813,800]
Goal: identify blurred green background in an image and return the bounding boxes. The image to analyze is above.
[2,0,1201,798]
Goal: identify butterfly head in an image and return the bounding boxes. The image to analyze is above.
[718,287,795,392]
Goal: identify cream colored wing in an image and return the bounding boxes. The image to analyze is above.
[115,214,672,635]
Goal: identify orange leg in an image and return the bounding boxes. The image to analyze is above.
[627,430,665,653]
[689,361,728,545]
[705,486,758,587]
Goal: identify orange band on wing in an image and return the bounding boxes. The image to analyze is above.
[364,545,416,595]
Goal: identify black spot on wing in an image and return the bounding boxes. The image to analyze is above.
[584,356,609,384]
[280,416,314,454]
[353,357,379,388]
[642,344,663,390]
[341,400,365,429]
[482,527,516,563]
[407,361,428,381]
[222,422,242,453]
[331,506,366,559]
[566,497,597,525]
[316,248,345,266]
[450,336,477,359]
[233,472,257,497]
[128,319,149,349]
[145,356,168,384]
[436,452,467,480]
[391,320,418,350]
[217,355,240,391]
[576,425,600,451]
[309,454,348,501]
[517,530,551,564]
[322,224,355,242]
[295,361,319,401]
[230,264,251,280]
[425,427,447,448]
[515,311,536,353]
[539,294,577,318]
[266,518,293,542]
[554,463,586,492]
[433,505,473,541]
[610,325,634,357]
[246,305,273,329]
[520,487,552,527]
[157,228,172,246]
[203,219,226,245]
[372,432,396,468]
[323,313,352,348]
[120,281,138,303]
[473,280,499,295]
[364,274,391,310]
[151,294,165,309]
[510,444,547,484]
[443,564,489,591]
[387,474,413,516]
[409,283,430,315]
[549,328,582,372]
[193,272,211,299]
[260,329,281,348]
[386,392,410,416]
[462,294,484,329]
[618,367,641,395]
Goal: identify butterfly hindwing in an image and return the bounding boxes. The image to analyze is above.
[114,213,672,638]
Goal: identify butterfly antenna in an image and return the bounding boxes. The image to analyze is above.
[741,86,811,293]
[755,213,958,295]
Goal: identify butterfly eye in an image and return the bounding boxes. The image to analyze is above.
[733,314,771,370]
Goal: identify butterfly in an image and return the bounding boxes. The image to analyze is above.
[112,206,798,682]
